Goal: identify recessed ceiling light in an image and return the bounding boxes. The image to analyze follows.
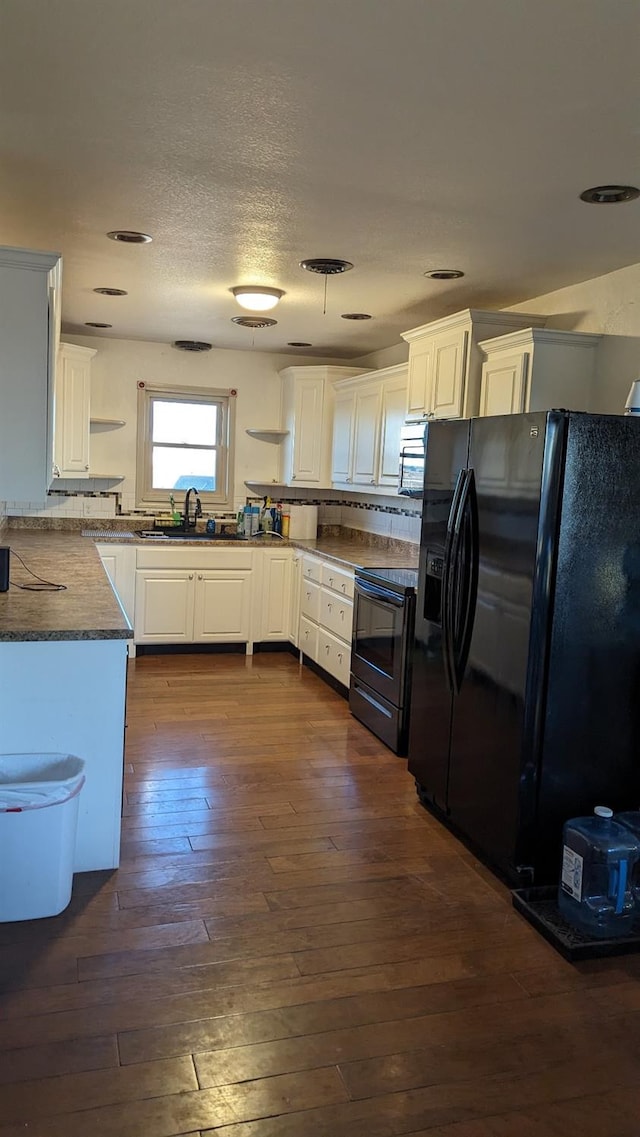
[232,286,284,311]
[173,340,213,352]
[341,312,372,320]
[300,258,354,275]
[579,184,640,204]
[85,322,112,329]
[231,316,278,328]
[107,230,153,243]
[93,287,128,296]
[423,269,465,280]
[288,341,313,347]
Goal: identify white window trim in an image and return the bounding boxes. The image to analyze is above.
[136,383,235,510]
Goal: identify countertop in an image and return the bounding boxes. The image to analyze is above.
[0,528,419,643]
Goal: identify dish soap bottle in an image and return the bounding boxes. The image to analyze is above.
[261,496,273,534]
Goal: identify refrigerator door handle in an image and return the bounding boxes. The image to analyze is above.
[452,468,479,693]
[442,468,466,694]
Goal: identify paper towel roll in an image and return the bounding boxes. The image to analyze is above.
[288,504,318,539]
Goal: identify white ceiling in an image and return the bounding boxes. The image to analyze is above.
[1,0,639,358]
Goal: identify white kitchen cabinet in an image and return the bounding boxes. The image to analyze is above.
[402,309,547,422]
[279,365,368,487]
[331,364,408,494]
[478,327,602,417]
[53,343,96,478]
[289,551,302,647]
[299,553,354,689]
[258,548,293,641]
[0,246,61,502]
[96,543,136,627]
[134,546,256,650]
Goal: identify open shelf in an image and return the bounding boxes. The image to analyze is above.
[245,429,289,442]
[90,417,126,427]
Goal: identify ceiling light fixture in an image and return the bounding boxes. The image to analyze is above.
[107,230,153,243]
[579,185,640,204]
[173,340,213,352]
[85,322,112,328]
[231,316,277,328]
[341,312,372,320]
[232,286,284,311]
[93,287,128,296]
[423,269,465,280]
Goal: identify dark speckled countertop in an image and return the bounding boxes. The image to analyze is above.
[0,528,419,643]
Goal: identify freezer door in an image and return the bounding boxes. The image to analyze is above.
[407,419,469,811]
[446,412,549,879]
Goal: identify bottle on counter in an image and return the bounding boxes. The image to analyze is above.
[282,507,290,539]
[261,496,273,533]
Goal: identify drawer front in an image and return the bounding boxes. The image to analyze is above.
[319,587,353,642]
[321,562,354,599]
[301,555,323,584]
[300,579,320,622]
[317,629,351,686]
[137,546,254,570]
[299,614,318,661]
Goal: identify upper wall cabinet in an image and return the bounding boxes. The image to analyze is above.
[331,364,408,493]
[401,309,547,422]
[0,246,61,502]
[53,343,97,479]
[279,366,368,487]
[478,327,602,417]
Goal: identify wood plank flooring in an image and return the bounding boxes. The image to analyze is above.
[2,650,640,1136]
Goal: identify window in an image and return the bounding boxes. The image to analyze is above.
[137,384,234,509]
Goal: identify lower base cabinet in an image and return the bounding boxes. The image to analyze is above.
[299,554,354,688]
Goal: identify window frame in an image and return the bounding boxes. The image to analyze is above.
[136,383,235,510]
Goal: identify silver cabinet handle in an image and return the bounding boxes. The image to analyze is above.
[346,477,351,483]
[341,583,347,593]
[198,573,203,580]
[337,651,343,661]
[339,609,345,619]
[188,573,194,580]
[85,464,90,470]
[328,576,334,585]
[327,602,333,612]
[325,644,330,654]
[292,474,297,479]
[370,478,375,484]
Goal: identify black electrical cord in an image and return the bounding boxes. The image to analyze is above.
[9,548,67,592]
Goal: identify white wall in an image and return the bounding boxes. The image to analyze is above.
[508,261,640,412]
[61,335,334,514]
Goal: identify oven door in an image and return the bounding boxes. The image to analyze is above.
[351,578,408,706]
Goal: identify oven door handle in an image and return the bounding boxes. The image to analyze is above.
[355,581,406,608]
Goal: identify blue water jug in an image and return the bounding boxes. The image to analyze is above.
[558,806,638,938]
[613,811,640,915]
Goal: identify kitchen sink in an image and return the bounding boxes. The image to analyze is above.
[142,528,247,541]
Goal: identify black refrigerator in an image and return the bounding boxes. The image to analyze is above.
[408,410,640,885]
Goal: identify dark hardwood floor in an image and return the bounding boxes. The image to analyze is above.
[2,651,640,1136]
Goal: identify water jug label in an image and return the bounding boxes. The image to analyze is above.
[561,845,583,901]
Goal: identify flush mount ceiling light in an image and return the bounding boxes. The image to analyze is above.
[231,286,284,312]
[85,321,112,328]
[107,230,153,243]
[423,268,465,280]
[300,258,354,275]
[579,184,640,204]
[288,341,312,347]
[231,316,277,329]
[173,340,213,352]
[341,312,372,320]
[93,287,128,296]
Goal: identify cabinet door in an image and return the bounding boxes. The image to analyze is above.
[134,570,194,642]
[289,553,302,646]
[352,385,382,485]
[431,328,468,419]
[317,629,351,686]
[194,571,251,642]
[53,348,91,477]
[299,614,319,661]
[319,588,353,642]
[479,352,529,417]
[407,339,433,419]
[292,376,324,483]
[260,550,292,641]
[378,373,407,486]
[331,390,355,483]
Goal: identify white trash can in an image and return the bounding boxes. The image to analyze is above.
[0,754,85,922]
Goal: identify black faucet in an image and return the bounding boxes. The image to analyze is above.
[183,487,202,529]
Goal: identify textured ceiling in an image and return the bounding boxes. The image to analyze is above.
[0,0,639,357]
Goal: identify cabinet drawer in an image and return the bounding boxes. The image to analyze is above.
[301,555,323,584]
[317,629,351,686]
[319,588,353,642]
[299,614,318,660]
[136,547,253,570]
[321,562,354,599]
[300,579,320,622]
